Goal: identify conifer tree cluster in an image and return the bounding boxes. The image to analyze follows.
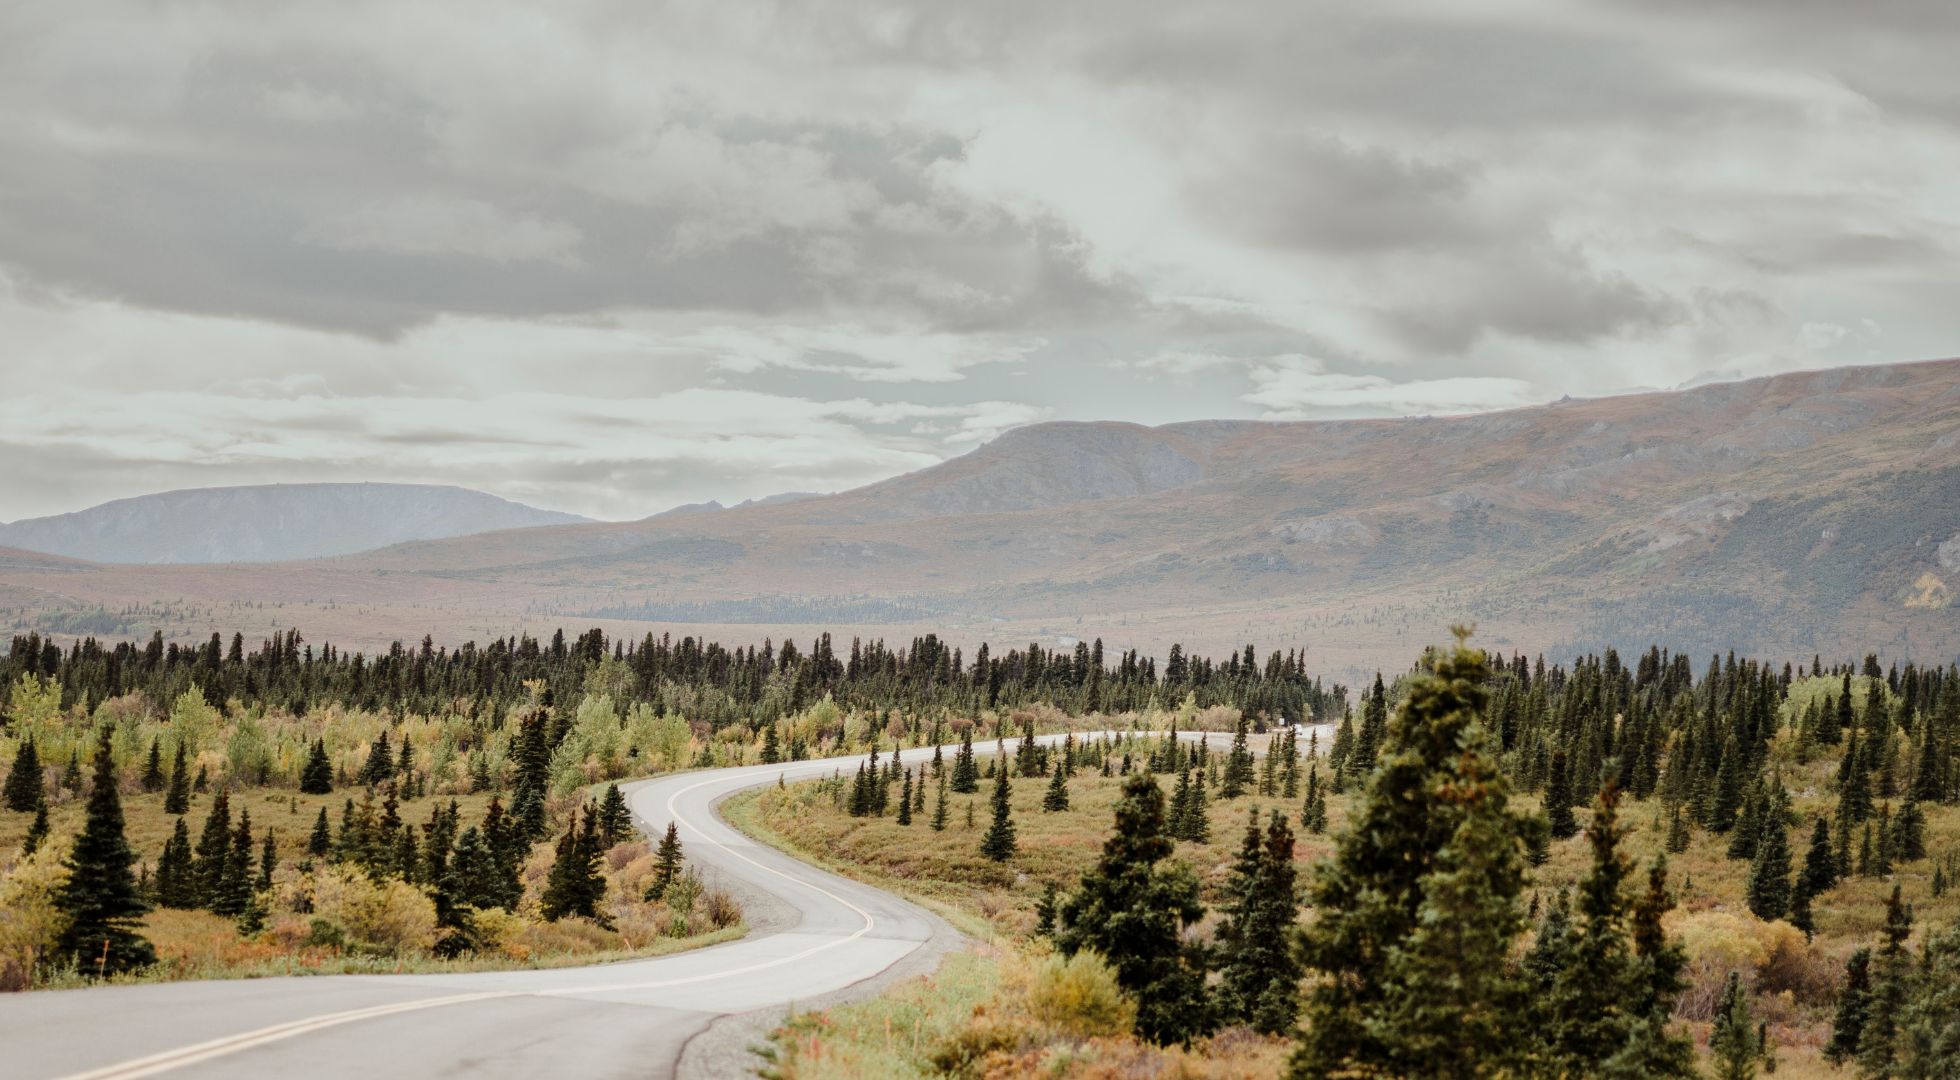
[5,627,1338,737]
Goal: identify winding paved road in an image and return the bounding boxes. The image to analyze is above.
[2,728,1320,1079]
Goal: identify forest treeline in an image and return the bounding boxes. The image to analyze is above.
[3,627,1337,728]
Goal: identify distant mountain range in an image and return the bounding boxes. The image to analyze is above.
[0,483,588,564]
[2,360,1956,676]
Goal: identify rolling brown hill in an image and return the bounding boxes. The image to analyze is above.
[4,359,1957,679]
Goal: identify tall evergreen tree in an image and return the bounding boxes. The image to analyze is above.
[645,821,684,901]
[980,765,1017,861]
[1894,920,1960,1077]
[191,789,233,906]
[140,738,165,793]
[257,829,277,891]
[360,730,394,786]
[1055,771,1210,1045]
[931,773,949,832]
[163,743,190,815]
[897,768,914,825]
[540,809,607,924]
[950,729,979,794]
[155,817,196,908]
[211,809,254,917]
[1292,636,1531,1080]
[1533,787,1695,1077]
[596,783,632,845]
[1745,815,1793,921]
[306,807,332,858]
[1216,810,1301,1035]
[1220,716,1254,798]
[1042,754,1069,812]
[299,739,334,795]
[1857,884,1915,1077]
[508,711,551,840]
[1825,948,1872,1066]
[1707,971,1760,1080]
[52,727,155,976]
[1545,748,1579,840]
[1300,760,1328,834]
[3,734,43,812]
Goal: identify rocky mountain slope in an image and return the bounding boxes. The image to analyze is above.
[0,483,588,564]
[1,361,1955,676]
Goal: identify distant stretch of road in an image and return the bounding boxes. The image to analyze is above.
[3,727,1325,1079]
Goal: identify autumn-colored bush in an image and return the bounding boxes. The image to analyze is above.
[1668,910,1825,1020]
[0,846,70,989]
[1023,950,1135,1039]
[278,865,438,956]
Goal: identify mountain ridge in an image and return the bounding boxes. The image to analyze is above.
[2,358,1956,676]
[0,482,590,565]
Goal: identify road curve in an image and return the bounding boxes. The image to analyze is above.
[2,728,1318,1080]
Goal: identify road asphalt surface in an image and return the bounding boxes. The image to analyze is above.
[2,727,1324,1079]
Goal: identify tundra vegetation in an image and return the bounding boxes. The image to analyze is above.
[739,636,1960,1079]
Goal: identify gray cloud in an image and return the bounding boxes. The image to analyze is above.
[0,0,1956,520]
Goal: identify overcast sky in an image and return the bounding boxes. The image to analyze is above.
[2,0,1956,522]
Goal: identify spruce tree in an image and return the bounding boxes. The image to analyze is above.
[1055,771,1210,1045]
[596,783,632,845]
[931,773,949,832]
[257,829,277,891]
[1745,815,1793,921]
[1795,815,1835,899]
[395,736,415,797]
[540,809,607,924]
[1292,636,1531,1080]
[1664,802,1691,853]
[299,739,334,795]
[191,789,233,906]
[951,729,978,794]
[1857,884,1914,1076]
[1167,770,1192,838]
[1545,748,1579,840]
[1042,754,1069,812]
[307,807,332,858]
[4,735,43,812]
[163,743,190,815]
[760,722,781,765]
[1825,947,1872,1065]
[1708,971,1759,1080]
[1033,882,1058,937]
[360,731,394,787]
[1535,787,1695,1077]
[897,769,914,825]
[155,817,196,908]
[52,727,155,976]
[140,738,165,793]
[646,821,684,901]
[1220,716,1254,798]
[508,711,551,840]
[980,765,1017,861]
[211,809,254,917]
[23,800,50,856]
[1300,760,1328,834]
[1894,920,1960,1078]
[1216,810,1302,1035]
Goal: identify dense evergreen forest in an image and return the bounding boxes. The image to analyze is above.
[2,628,1337,729]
